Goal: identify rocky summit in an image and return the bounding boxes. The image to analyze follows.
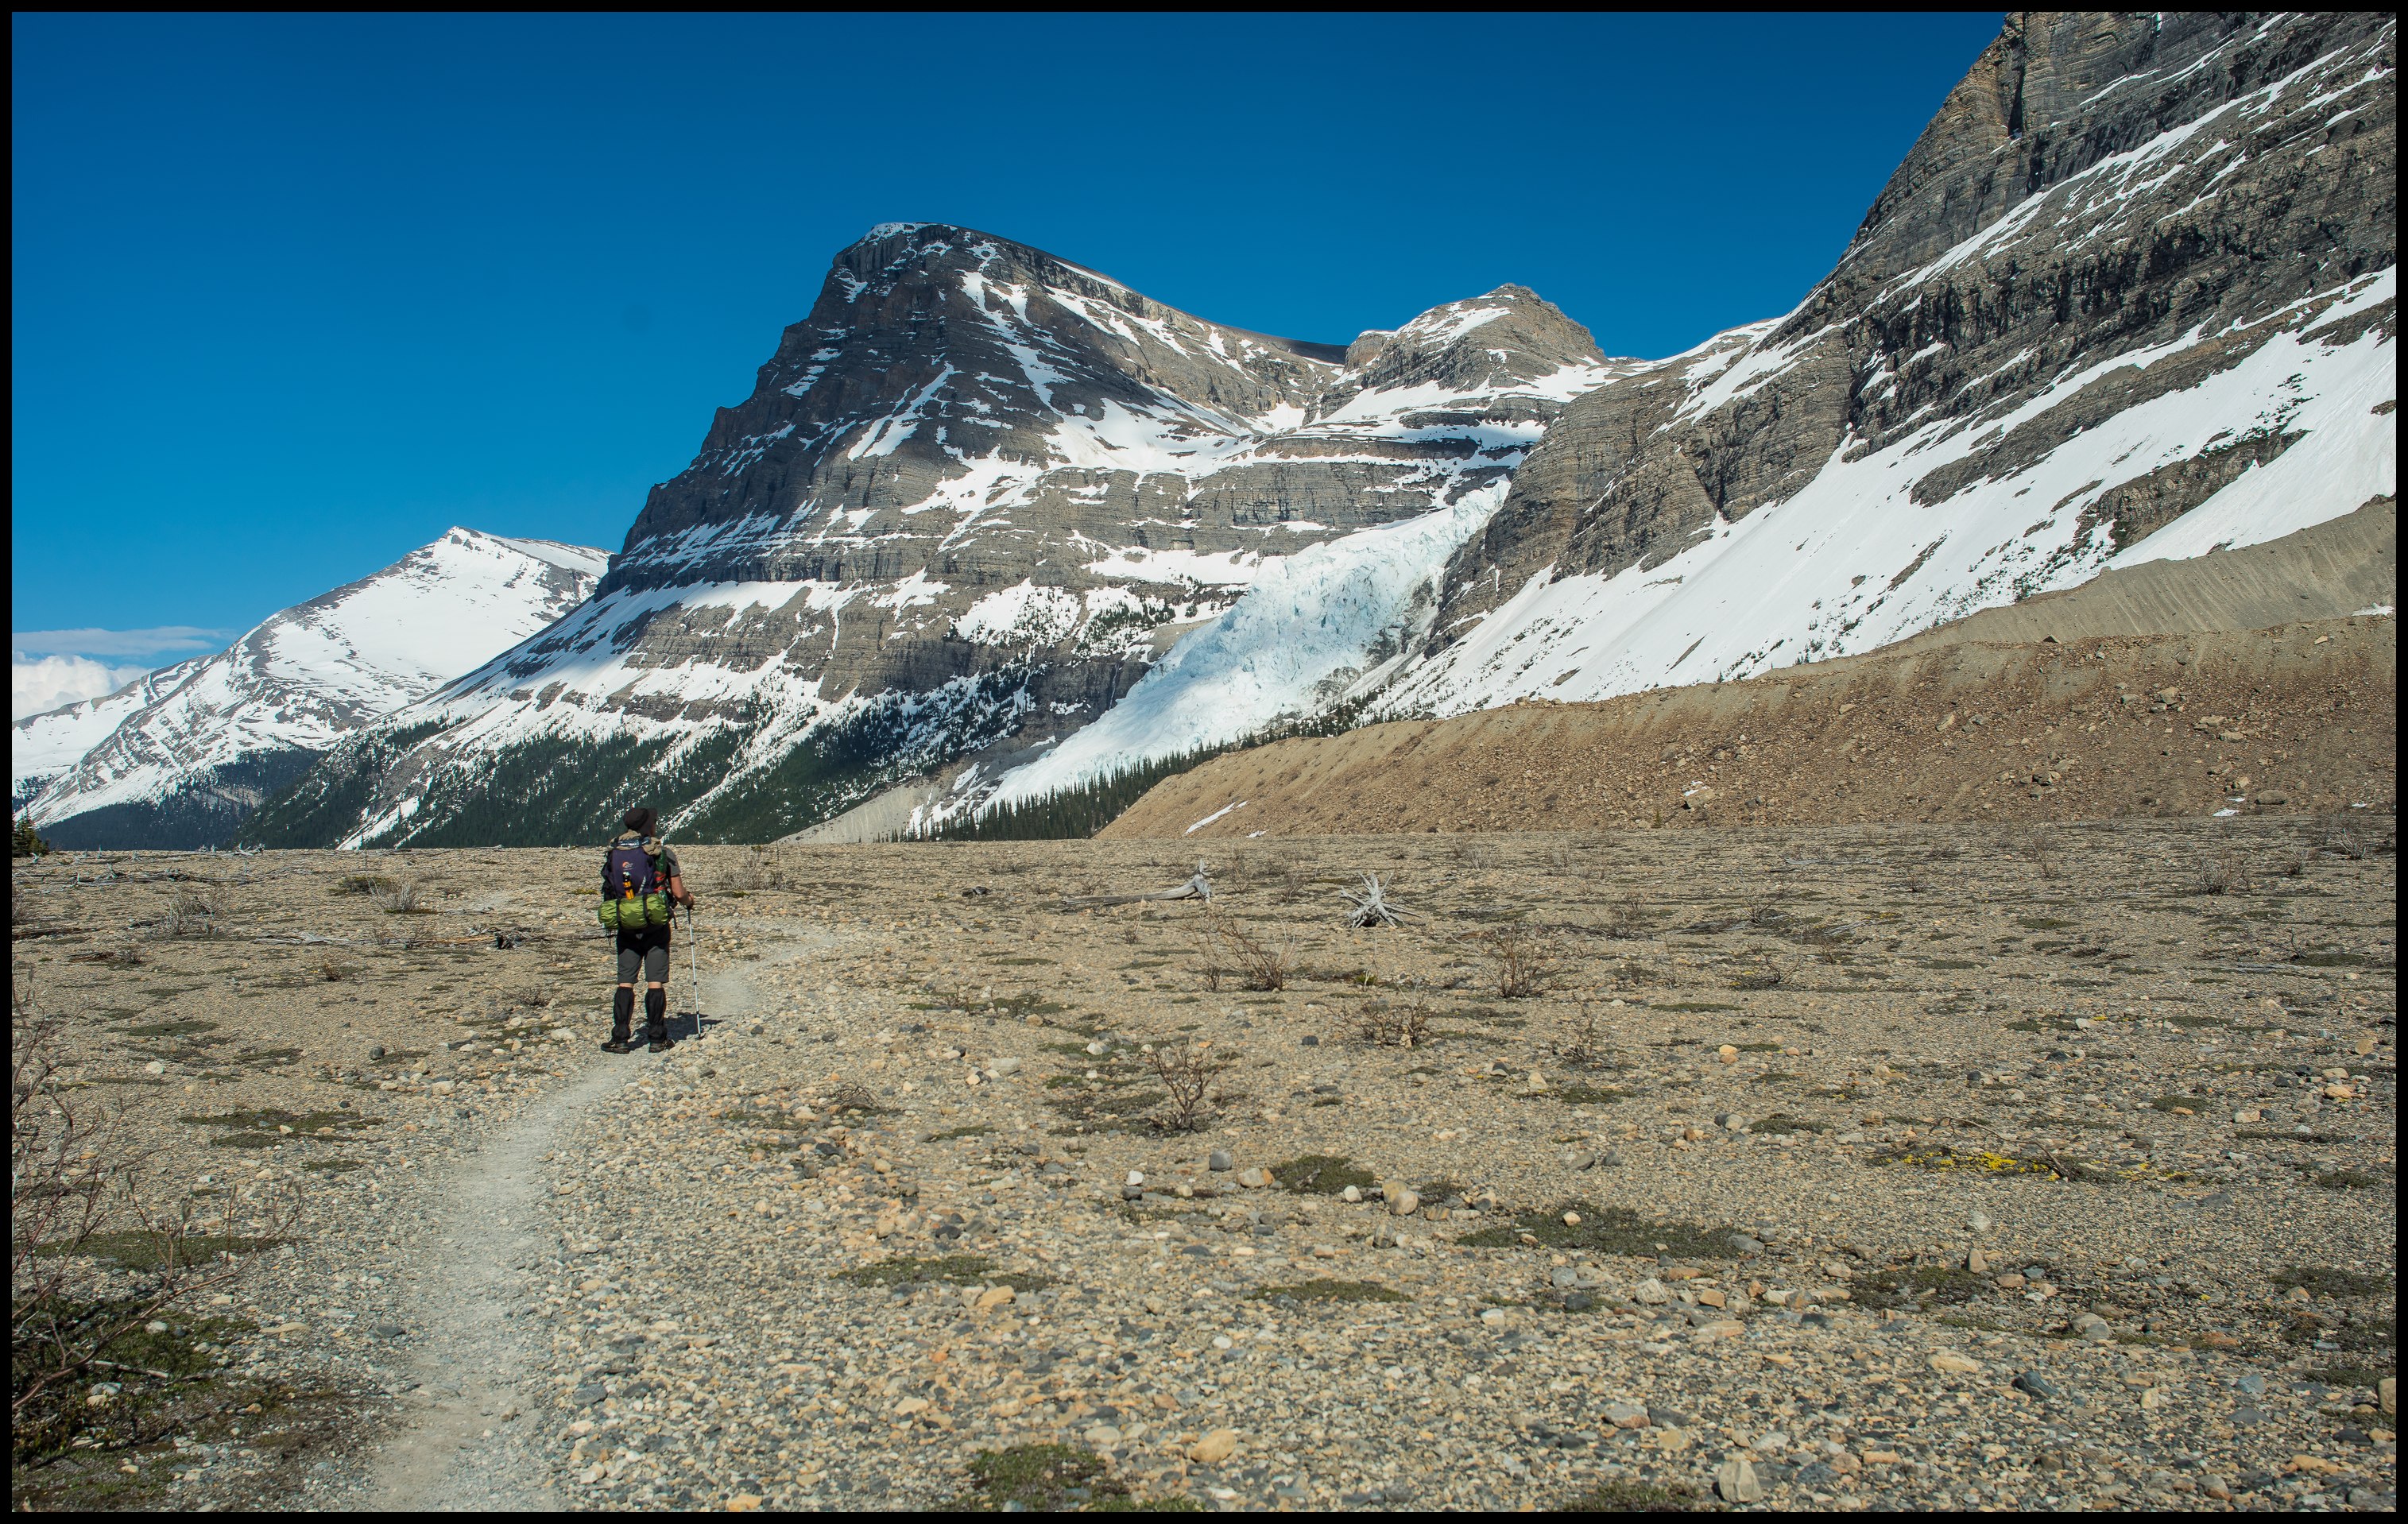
[242,232,1616,847]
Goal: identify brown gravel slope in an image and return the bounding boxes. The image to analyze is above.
[1106,615,2393,841]
[1111,506,2395,843]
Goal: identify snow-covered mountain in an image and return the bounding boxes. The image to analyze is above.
[14,528,606,848]
[991,10,2397,808]
[247,11,2394,847]
[241,240,1624,847]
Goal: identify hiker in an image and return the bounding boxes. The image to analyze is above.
[599,807,694,1053]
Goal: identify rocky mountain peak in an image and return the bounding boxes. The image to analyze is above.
[1319,284,1612,412]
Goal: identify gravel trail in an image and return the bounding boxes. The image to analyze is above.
[346,929,780,1510]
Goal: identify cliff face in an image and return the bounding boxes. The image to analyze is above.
[1395,12,2394,712]
[248,228,1618,845]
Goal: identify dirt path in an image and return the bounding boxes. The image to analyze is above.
[343,928,779,1511]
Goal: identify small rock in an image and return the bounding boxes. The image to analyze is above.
[2012,1371,2061,1398]
[1717,1045,1740,1063]
[1550,1267,1578,1288]
[1187,1429,1240,1464]
[1605,1400,1649,1429]
[1968,1210,1992,1234]
[974,1286,1015,1312]
[1388,1189,1422,1217]
[367,1044,386,1060]
[1966,1247,1988,1275]
[1633,1278,1671,1305]
[1929,1352,1981,1374]
[1715,1456,1763,1504]
[1339,1185,1361,1202]
[144,1060,168,1076]
[1237,1166,1270,1189]
[1084,1423,1122,1447]
[1208,1151,1234,1172]
[1127,1171,1144,1187]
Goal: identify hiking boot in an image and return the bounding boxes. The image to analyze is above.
[601,1031,637,1054]
[647,1035,676,1053]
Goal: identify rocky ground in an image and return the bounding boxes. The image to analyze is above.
[10,815,2396,1510]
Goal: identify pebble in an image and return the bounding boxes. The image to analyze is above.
[1187,1429,1240,1465]
[1715,1456,1763,1503]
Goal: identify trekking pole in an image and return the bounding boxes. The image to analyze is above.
[686,902,708,1035]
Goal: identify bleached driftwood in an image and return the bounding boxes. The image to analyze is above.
[1340,872,1414,928]
[1058,862,1214,911]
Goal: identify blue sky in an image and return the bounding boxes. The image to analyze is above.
[11,12,2003,681]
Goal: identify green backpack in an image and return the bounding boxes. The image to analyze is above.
[597,837,672,931]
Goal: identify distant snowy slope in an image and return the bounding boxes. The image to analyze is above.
[17,528,606,847]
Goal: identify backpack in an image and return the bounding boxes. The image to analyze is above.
[597,837,672,931]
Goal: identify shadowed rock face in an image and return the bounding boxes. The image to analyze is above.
[1432,11,2397,643]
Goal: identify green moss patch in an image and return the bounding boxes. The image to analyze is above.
[1252,1279,1407,1305]
[122,1019,217,1039]
[1457,1202,1738,1259]
[961,1443,1122,1510]
[1563,1477,1700,1511]
[1269,1155,1374,1195]
[1854,1265,1987,1311]
[837,1254,1051,1293]
[2274,1266,2391,1299]
[36,1230,280,1271]
[2309,1168,2383,1190]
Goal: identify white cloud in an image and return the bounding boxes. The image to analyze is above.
[10,626,230,660]
[13,654,151,720]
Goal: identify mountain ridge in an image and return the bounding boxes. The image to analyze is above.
[16,528,606,849]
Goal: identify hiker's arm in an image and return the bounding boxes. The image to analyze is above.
[670,873,694,908]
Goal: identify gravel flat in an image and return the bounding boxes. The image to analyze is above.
[12,816,2394,1510]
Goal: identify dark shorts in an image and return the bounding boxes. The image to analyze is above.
[616,925,671,984]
